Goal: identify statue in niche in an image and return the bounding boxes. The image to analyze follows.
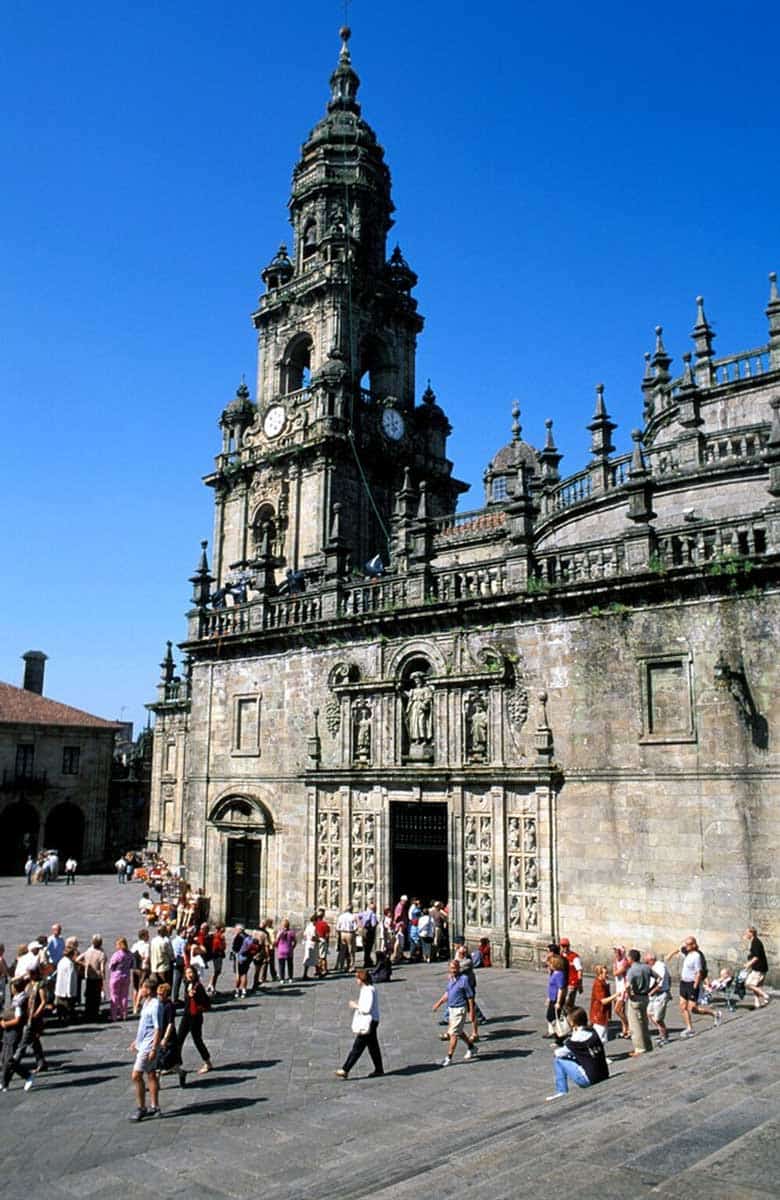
[331,883,340,908]
[509,894,521,927]
[480,893,492,925]
[317,811,328,841]
[352,814,363,841]
[330,812,340,840]
[525,895,538,929]
[524,858,538,890]
[331,845,340,874]
[481,856,492,886]
[353,847,363,876]
[364,813,375,844]
[353,701,372,764]
[479,817,492,850]
[509,857,522,890]
[465,855,478,888]
[507,817,521,851]
[318,844,328,871]
[466,893,478,925]
[404,671,434,761]
[523,819,536,853]
[464,815,477,849]
[317,881,327,907]
[365,847,375,877]
[465,691,489,762]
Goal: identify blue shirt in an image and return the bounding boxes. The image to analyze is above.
[47,935,65,965]
[446,974,474,1009]
[359,909,378,928]
[135,996,163,1052]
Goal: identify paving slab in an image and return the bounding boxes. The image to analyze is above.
[1,874,778,1200]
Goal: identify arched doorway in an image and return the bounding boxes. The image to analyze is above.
[44,802,85,861]
[0,801,41,873]
[208,795,274,927]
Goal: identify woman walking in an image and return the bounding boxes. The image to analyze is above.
[275,919,297,983]
[544,947,567,1038]
[336,969,384,1080]
[131,929,151,1013]
[177,965,213,1079]
[108,938,135,1021]
[207,926,226,996]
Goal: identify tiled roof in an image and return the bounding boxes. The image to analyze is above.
[0,682,120,730]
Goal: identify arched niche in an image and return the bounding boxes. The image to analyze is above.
[282,333,312,394]
[208,794,274,833]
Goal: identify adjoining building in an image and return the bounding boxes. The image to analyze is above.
[147,30,779,974]
[0,652,119,872]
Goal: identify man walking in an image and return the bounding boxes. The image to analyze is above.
[150,925,174,987]
[678,936,721,1038]
[432,960,478,1066]
[645,952,671,1044]
[560,938,584,1010]
[64,857,77,885]
[128,977,163,1121]
[78,935,107,1022]
[742,927,770,1008]
[336,906,358,972]
[0,978,34,1092]
[625,948,653,1056]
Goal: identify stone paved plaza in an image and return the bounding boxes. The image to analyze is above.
[1,875,778,1200]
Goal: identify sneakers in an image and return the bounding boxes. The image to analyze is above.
[197,1062,212,1074]
[464,1048,477,1061]
[129,1107,146,1122]
[680,1028,695,1039]
[145,1106,161,1118]
[545,1092,566,1102]
[713,1011,722,1028]
[656,1037,668,1046]
[440,1056,451,1067]
[23,1078,34,1092]
[335,1069,348,1079]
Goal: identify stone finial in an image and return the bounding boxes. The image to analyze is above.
[160,641,175,684]
[691,294,715,385]
[629,429,647,476]
[588,383,616,462]
[422,380,436,405]
[511,399,521,443]
[329,501,343,543]
[681,351,695,388]
[417,479,430,521]
[641,351,655,421]
[189,540,213,608]
[651,326,672,381]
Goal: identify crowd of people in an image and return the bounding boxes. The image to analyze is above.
[0,870,772,1115]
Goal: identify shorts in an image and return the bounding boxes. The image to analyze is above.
[745,971,765,989]
[680,980,699,1003]
[133,1047,158,1074]
[648,993,669,1022]
[447,1006,467,1037]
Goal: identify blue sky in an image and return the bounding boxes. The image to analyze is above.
[1,1,778,730]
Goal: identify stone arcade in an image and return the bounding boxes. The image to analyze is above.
[147,30,779,973]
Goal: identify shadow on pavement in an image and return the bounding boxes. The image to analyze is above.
[163,1096,265,1118]
[38,1074,116,1089]
[218,1059,281,1072]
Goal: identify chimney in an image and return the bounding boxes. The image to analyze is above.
[22,650,48,695]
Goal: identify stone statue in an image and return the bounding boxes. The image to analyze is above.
[466,893,478,925]
[479,817,491,850]
[464,815,477,849]
[364,813,375,844]
[480,893,492,925]
[354,702,371,763]
[524,858,538,890]
[509,894,521,927]
[481,856,492,886]
[523,819,536,853]
[405,672,434,743]
[525,895,538,928]
[465,855,478,887]
[509,857,522,889]
[507,817,521,850]
[466,692,488,761]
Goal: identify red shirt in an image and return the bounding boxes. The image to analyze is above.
[590,976,612,1026]
[315,919,330,939]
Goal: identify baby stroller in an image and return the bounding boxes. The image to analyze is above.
[723,970,747,1012]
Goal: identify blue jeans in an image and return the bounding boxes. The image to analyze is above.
[553,1057,590,1094]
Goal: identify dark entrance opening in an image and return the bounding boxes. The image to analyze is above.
[44,802,85,862]
[226,838,261,926]
[0,801,41,873]
[390,801,448,906]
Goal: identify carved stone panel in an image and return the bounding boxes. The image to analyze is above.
[464,802,493,928]
[507,804,539,932]
[316,806,341,911]
[350,808,376,910]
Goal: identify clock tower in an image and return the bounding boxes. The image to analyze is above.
[206,28,466,586]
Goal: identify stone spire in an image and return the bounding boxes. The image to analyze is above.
[767,272,780,370]
[189,540,213,608]
[641,352,655,421]
[691,295,715,386]
[159,641,175,685]
[538,418,562,486]
[588,384,616,494]
[647,326,672,417]
[328,25,361,114]
[511,399,521,443]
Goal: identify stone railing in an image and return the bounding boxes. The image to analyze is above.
[703,427,768,465]
[430,562,508,601]
[541,469,593,516]
[264,594,321,628]
[712,346,771,386]
[342,577,409,614]
[533,540,625,586]
[655,515,768,567]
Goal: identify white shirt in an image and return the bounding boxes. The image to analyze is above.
[337,912,358,933]
[55,956,77,999]
[131,939,150,965]
[356,983,380,1022]
[15,951,39,977]
[65,858,77,871]
[650,961,671,993]
[680,951,703,983]
[418,914,433,938]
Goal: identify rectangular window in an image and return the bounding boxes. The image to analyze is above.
[16,745,34,778]
[165,740,176,775]
[62,747,80,775]
[233,694,261,755]
[639,654,695,744]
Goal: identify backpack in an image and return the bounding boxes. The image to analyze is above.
[698,951,708,981]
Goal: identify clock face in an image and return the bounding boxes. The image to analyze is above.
[381,407,405,441]
[263,405,287,438]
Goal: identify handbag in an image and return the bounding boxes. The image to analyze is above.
[553,1011,569,1038]
[351,1009,372,1035]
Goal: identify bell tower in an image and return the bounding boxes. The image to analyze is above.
[207,28,466,586]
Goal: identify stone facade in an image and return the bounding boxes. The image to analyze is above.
[147,30,780,979]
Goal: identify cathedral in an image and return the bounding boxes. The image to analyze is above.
[147,29,779,973]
